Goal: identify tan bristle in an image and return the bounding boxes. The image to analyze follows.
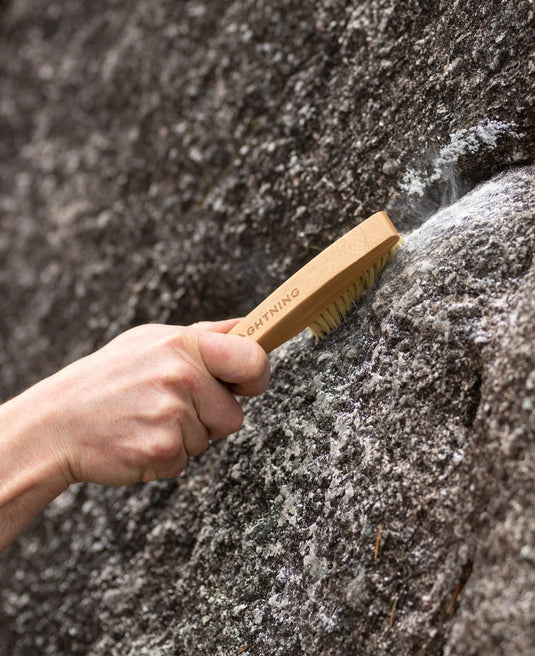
[308,241,401,340]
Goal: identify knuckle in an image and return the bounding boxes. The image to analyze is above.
[156,366,176,388]
[177,364,200,392]
[152,364,178,389]
[147,394,180,423]
[151,361,202,398]
[146,429,183,464]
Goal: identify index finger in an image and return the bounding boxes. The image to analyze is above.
[191,318,242,334]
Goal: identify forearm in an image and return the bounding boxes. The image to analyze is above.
[0,383,70,552]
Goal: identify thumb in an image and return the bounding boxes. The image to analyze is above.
[196,330,270,394]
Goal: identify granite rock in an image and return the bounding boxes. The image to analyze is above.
[0,0,533,394]
[0,0,534,654]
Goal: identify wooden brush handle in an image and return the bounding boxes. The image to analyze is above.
[230,211,399,353]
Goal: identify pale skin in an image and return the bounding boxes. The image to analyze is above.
[0,319,270,552]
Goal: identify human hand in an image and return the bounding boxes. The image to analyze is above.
[0,319,270,550]
[35,319,270,486]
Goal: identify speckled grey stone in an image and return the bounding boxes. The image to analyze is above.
[0,0,534,654]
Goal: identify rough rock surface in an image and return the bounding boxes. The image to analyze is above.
[0,1,534,654]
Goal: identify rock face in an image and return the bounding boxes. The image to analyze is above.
[0,1,534,655]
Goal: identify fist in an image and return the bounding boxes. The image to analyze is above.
[43,320,270,486]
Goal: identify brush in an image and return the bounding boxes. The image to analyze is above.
[229,211,400,353]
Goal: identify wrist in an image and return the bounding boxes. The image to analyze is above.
[0,380,73,551]
[0,381,72,500]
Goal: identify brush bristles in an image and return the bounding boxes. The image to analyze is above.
[308,242,401,340]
